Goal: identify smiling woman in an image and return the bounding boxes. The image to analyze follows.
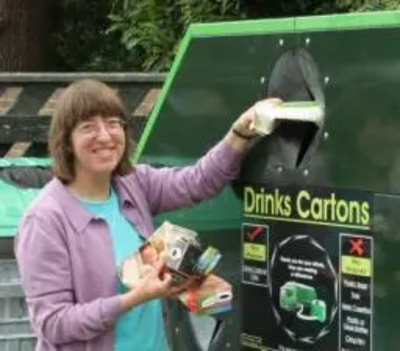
[49,79,134,186]
[14,78,278,351]
[68,114,127,200]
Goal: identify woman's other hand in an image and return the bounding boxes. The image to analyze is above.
[120,259,194,310]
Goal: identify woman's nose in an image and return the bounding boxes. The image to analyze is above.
[96,122,112,140]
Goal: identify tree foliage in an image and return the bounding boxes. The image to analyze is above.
[55,0,400,72]
[338,0,400,12]
[106,0,243,71]
[54,0,136,71]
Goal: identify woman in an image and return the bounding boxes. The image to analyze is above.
[15,79,278,351]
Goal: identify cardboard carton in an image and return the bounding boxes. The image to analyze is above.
[119,221,232,315]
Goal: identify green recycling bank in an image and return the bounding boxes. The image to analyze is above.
[2,9,400,351]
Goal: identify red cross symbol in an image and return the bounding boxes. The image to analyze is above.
[350,238,365,256]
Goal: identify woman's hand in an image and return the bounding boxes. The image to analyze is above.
[225,98,282,150]
[136,260,173,299]
[120,259,194,310]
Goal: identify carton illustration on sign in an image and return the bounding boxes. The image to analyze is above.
[280,281,326,323]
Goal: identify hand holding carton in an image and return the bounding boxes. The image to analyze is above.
[119,221,233,315]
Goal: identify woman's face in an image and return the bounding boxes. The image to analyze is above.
[71,115,126,178]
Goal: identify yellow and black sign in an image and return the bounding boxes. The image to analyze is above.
[241,184,374,351]
[243,185,372,230]
[242,223,269,287]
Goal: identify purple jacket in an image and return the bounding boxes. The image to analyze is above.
[15,140,244,351]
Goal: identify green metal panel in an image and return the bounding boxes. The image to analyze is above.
[135,9,400,351]
[139,33,297,161]
[136,10,400,163]
[373,194,400,350]
[135,31,193,162]
[135,10,400,156]
[294,10,400,32]
[191,10,400,37]
[304,28,400,193]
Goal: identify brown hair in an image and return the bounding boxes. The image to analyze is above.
[48,79,134,182]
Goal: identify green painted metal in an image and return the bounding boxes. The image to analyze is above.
[294,9,400,31]
[134,10,400,164]
[134,29,193,162]
[191,17,296,36]
[134,10,400,351]
[191,10,400,37]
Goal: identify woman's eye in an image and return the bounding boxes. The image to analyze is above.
[106,119,122,127]
[81,124,94,132]
[77,123,95,134]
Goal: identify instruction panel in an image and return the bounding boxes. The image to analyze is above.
[240,184,373,351]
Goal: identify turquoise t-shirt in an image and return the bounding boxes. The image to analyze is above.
[81,189,169,351]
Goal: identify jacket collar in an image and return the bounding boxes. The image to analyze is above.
[49,175,136,234]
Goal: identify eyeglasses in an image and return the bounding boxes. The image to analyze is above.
[74,117,126,137]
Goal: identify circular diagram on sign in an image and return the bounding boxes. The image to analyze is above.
[269,235,338,344]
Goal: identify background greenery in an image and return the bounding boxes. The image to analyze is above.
[54,0,400,72]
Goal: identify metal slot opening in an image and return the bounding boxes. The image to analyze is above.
[266,47,324,169]
[238,47,324,183]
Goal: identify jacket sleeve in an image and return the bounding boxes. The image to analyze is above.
[134,139,245,215]
[15,212,125,345]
